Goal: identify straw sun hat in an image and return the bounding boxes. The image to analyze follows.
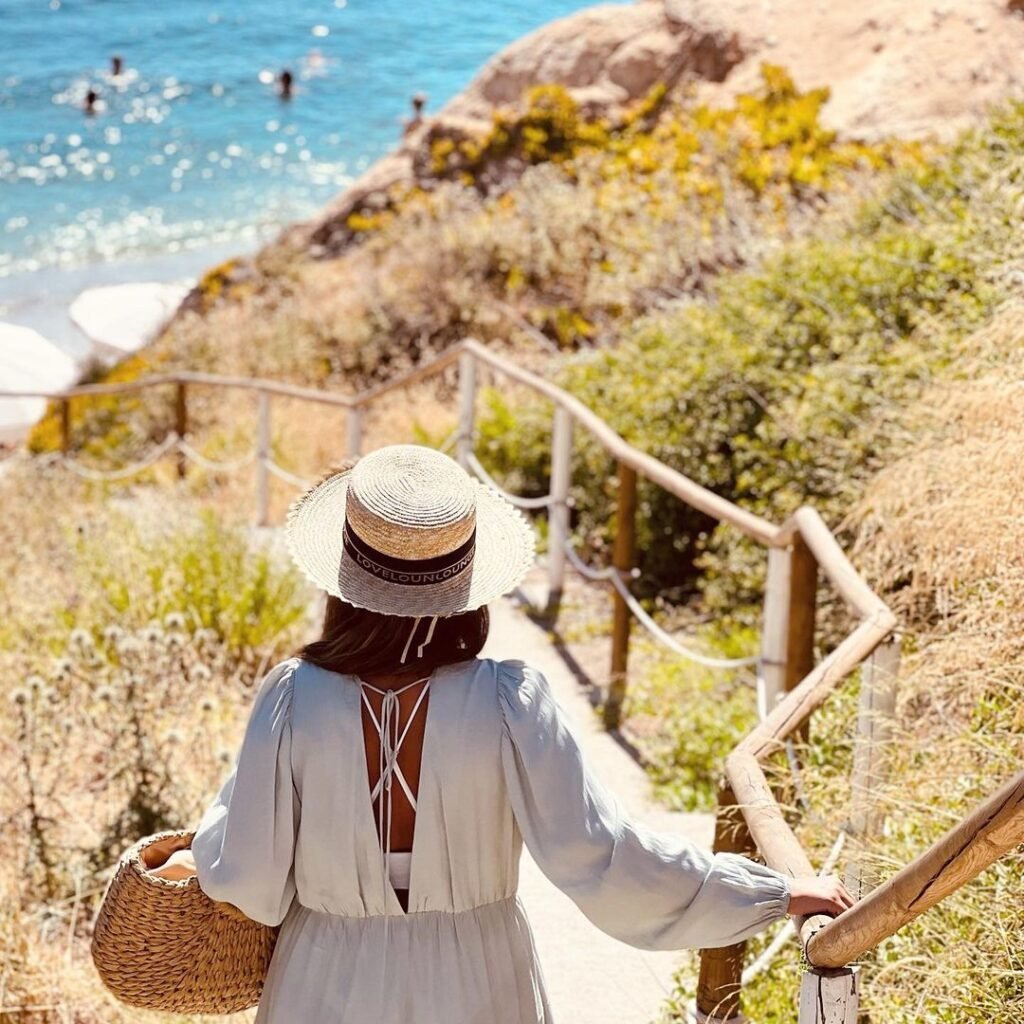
[284,444,536,622]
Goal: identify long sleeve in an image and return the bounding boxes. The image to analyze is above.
[497,659,791,951]
[192,657,300,927]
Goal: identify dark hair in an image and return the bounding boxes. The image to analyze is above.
[298,595,489,677]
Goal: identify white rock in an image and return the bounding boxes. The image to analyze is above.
[0,322,79,444]
[69,281,190,365]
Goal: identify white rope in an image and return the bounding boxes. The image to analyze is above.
[175,438,257,472]
[438,425,460,455]
[562,534,623,583]
[465,452,556,509]
[263,458,314,489]
[50,432,182,481]
[564,539,761,670]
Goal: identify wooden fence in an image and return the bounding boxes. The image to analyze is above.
[3,336,1023,1023]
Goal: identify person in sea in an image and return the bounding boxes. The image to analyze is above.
[403,91,427,135]
[278,68,294,100]
[148,444,853,1023]
[84,87,99,115]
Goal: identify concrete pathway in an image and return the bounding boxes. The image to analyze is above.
[482,596,715,1024]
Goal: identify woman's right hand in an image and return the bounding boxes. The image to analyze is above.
[787,874,855,918]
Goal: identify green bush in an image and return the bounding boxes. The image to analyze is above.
[70,508,309,656]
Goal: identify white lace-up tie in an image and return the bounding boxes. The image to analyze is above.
[359,674,431,939]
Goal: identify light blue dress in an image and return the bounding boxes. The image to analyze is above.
[191,655,791,1023]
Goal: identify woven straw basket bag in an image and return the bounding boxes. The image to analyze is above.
[91,828,280,1013]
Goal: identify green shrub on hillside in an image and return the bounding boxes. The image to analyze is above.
[71,508,308,655]
[478,103,1023,615]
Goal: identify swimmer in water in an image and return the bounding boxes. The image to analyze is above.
[111,55,123,77]
[278,68,294,100]
[84,87,99,114]
[403,92,427,136]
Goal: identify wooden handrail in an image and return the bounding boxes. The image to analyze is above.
[806,768,1024,969]
[354,344,464,408]
[5,337,781,544]
[0,370,358,407]
[738,613,896,761]
[781,507,891,620]
[463,340,782,545]
[724,614,897,953]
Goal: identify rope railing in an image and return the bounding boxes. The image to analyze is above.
[32,432,183,482]
[465,452,557,510]
[562,537,761,670]
[263,459,315,490]
[175,438,258,473]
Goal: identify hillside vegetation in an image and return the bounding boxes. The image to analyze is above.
[652,308,1024,1024]
[478,102,1021,608]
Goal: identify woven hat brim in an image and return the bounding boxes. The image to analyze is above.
[284,470,536,617]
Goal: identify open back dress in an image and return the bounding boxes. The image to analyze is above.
[190,655,791,1024]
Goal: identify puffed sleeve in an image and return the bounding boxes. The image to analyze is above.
[191,657,300,927]
[497,659,791,951]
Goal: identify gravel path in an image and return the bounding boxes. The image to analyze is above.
[482,596,715,1024]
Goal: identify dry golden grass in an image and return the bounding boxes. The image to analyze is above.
[0,458,315,1022]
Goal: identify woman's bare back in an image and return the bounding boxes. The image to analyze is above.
[357,669,432,911]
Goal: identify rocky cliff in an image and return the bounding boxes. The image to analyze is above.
[277,0,1024,259]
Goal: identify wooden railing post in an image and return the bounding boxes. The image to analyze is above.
[786,535,818,690]
[786,534,818,743]
[798,967,860,1024]
[758,546,791,717]
[59,397,71,453]
[256,391,271,527]
[456,351,476,470]
[347,405,363,460]
[846,634,900,897]
[696,787,755,1023]
[545,406,573,621]
[759,535,817,722]
[174,381,188,479]
[603,461,636,730]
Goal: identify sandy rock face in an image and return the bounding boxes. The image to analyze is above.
[688,0,1024,141]
[441,2,742,122]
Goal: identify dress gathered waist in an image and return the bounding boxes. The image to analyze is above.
[292,892,521,922]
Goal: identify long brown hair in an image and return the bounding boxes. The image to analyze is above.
[298,595,489,677]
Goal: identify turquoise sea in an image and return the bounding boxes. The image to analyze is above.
[0,0,597,276]
[0,0,593,351]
